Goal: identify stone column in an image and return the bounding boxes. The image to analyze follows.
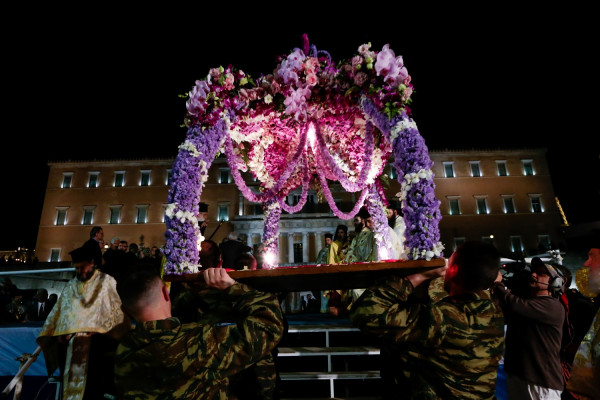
[302,232,309,264]
[288,233,295,264]
[315,232,323,255]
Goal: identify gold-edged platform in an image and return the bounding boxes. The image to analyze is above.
[164,258,446,292]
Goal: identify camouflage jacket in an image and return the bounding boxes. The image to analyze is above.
[350,276,504,399]
[114,282,284,400]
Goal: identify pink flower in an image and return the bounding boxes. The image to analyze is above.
[306,74,318,86]
[305,57,319,72]
[271,81,281,94]
[358,43,371,55]
[353,72,369,86]
[223,73,235,90]
[403,75,412,86]
[375,44,408,87]
[401,86,413,102]
[209,68,221,79]
[351,55,363,69]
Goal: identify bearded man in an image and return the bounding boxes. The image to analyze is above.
[37,246,130,400]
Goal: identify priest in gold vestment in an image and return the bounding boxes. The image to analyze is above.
[37,246,130,400]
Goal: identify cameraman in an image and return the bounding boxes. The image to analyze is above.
[492,258,566,399]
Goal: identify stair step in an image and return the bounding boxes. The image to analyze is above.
[279,371,380,380]
[278,346,380,356]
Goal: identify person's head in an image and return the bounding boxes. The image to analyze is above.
[128,243,139,254]
[530,258,564,297]
[198,202,209,221]
[353,215,364,232]
[110,237,120,250]
[35,289,48,302]
[200,240,221,269]
[151,246,159,257]
[234,253,257,270]
[90,226,104,241]
[118,240,128,251]
[69,247,96,282]
[227,232,238,241]
[358,208,373,231]
[324,233,333,246]
[48,293,58,303]
[334,225,348,241]
[445,241,500,294]
[116,269,170,322]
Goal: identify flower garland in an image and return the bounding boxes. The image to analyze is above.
[364,184,394,260]
[164,120,227,273]
[165,37,443,274]
[262,198,282,269]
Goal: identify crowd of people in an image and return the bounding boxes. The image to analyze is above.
[1,219,599,399]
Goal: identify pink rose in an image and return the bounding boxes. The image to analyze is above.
[209,68,221,79]
[305,57,319,72]
[306,73,318,86]
[353,72,368,86]
[402,87,413,102]
[403,75,412,86]
[223,73,235,90]
[271,81,281,94]
[351,55,363,69]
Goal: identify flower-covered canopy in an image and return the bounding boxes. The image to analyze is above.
[165,35,443,274]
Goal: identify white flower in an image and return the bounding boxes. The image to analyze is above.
[178,140,201,157]
[264,94,273,104]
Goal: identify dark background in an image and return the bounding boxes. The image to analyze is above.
[1,8,598,250]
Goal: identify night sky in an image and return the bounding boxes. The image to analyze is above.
[2,9,598,250]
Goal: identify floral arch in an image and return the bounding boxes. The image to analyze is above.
[164,35,443,274]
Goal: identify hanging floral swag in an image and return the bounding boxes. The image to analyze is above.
[164,35,443,274]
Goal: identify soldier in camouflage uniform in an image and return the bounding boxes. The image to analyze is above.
[114,267,284,399]
[350,241,505,399]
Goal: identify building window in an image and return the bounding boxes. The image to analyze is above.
[109,206,121,224]
[114,171,125,187]
[62,173,73,188]
[88,172,99,188]
[443,162,455,178]
[166,169,173,185]
[529,195,543,213]
[50,249,61,262]
[510,236,524,253]
[496,160,508,176]
[136,205,148,224]
[82,207,95,225]
[218,203,229,221]
[55,208,68,226]
[220,168,230,184]
[454,237,466,249]
[448,197,461,215]
[502,196,516,214]
[538,235,551,251]
[475,197,489,215]
[522,160,534,176]
[470,161,481,177]
[140,170,151,186]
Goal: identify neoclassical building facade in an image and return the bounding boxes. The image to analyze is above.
[36,148,564,263]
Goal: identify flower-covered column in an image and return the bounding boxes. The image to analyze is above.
[262,198,282,269]
[392,113,443,260]
[365,184,393,260]
[164,120,227,274]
